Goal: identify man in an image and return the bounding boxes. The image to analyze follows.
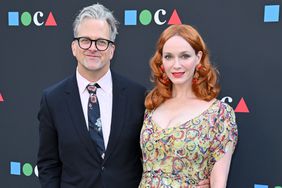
[37,3,210,188]
[37,3,145,188]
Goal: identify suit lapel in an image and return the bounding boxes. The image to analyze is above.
[64,74,101,161]
[104,73,127,162]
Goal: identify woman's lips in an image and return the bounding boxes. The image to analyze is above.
[172,72,184,78]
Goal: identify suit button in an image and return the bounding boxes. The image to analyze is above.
[101,166,104,170]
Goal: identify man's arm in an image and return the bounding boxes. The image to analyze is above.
[37,93,61,188]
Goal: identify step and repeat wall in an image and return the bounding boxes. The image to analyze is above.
[0,0,281,187]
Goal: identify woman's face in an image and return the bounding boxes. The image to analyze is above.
[162,35,202,86]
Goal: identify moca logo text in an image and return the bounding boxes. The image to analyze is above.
[221,96,250,113]
[254,183,282,188]
[0,92,4,102]
[10,161,38,177]
[124,9,181,26]
[8,11,57,27]
[264,4,280,22]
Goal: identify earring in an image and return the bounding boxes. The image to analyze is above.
[159,64,170,85]
[161,73,170,85]
[160,64,165,72]
[192,77,198,84]
[196,64,202,71]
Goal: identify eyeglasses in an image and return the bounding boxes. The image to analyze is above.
[73,37,114,51]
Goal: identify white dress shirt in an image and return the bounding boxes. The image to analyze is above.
[76,69,113,149]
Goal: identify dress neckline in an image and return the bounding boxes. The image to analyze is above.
[149,99,219,131]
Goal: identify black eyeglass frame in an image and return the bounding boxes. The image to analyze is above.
[73,37,114,51]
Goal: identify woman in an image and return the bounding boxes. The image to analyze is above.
[139,24,238,188]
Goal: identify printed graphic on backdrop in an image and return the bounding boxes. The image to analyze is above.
[254,184,282,188]
[221,96,250,113]
[8,11,57,26]
[10,161,38,177]
[0,93,4,102]
[264,5,280,22]
[234,97,250,113]
[124,9,181,25]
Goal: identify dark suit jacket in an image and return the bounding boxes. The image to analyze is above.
[37,71,146,188]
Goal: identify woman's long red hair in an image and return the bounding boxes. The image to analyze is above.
[145,24,220,110]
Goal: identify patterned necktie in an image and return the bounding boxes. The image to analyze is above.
[87,83,105,156]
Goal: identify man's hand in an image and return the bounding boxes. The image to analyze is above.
[196,179,210,188]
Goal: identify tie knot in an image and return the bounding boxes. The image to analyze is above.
[86,83,100,94]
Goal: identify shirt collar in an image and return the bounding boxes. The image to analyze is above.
[76,68,113,95]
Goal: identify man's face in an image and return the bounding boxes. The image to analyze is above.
[72,18,115,79]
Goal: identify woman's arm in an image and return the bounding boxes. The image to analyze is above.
[210,149,233,188]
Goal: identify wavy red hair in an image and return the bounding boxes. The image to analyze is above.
[145,24,220,110]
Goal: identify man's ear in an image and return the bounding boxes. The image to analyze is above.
[71,41,76,56]
[109,44,115,59]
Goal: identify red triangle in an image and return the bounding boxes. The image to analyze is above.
[235,97,249,113]
[0,93,4,102]
[45,12,57,26]
[168,9,182,25]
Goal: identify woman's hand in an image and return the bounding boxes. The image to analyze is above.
[196,178,210,188]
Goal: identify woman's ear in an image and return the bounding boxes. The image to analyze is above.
[196,51,203,64]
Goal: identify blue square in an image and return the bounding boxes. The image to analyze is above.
[10,162,21,175]
[124,10,137,25]
[8,12,19,26]
[254,184,268,188]
[264,5,280,22]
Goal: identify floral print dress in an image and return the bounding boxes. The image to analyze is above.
[139,100,238,188]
